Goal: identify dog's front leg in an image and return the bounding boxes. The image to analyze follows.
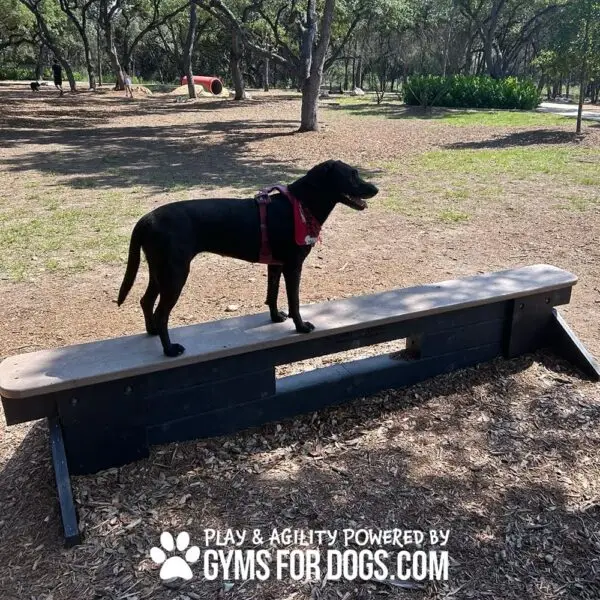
[283,263,314,333]
[266,265,288,323]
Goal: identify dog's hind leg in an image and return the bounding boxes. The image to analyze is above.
[266,265,287,323]
[283,263,314,333]
[140,276,159,335]
[153,267,189,357]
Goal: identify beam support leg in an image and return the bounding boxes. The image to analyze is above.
[48,417,82,547]
[550,309,600,380]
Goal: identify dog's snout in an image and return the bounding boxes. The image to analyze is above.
[365,183,378,198]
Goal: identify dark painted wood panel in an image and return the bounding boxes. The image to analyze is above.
[147,343,501,446]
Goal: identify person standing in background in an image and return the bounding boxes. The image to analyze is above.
[124,73,134,99]
[52,59,63,96]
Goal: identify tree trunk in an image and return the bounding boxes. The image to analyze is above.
[576,77,585,134]
[184,1,198,99]
[344,58,349,90]
[35,43,44,80]
[481,0,506,78]
[537,74,545,94]
[59,0,96,90]
[63,59,77,91]
[107,39,125,89]
[298,0,336,131]
[121,50,134,83]
[82,33,96,90]
[442,6,456,77]
[263,57,270,91]
[576,7,591,134]
[97,18,103,86]
[230,30,245,100]
[356,55,362,89]
[299,73,321,131]
[100,1,125,90]
[482,35,494,75]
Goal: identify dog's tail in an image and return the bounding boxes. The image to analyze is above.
[117,219,144,306]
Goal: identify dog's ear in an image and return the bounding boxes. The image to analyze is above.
[302,160,335,184]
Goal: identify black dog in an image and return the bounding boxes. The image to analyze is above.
[30,81,40,92]
[117,160,378,356]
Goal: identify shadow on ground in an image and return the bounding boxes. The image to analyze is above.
[0,88,308,194]
[326,102,431,121]
[0,120,304,193]
[444,129,586,150]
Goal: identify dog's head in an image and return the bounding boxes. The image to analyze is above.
[290,160,379,221]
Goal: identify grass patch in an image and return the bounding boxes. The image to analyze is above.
[435,110,571,127]
[380,187,475,224]
[416,147,600,181]
[380,146,600,221]
[0,192,147,281]
[324,93,402,105]
[562,196,600,211]
[438,208,471,222]
[444,188,471,200]
[577,175,600,186]
[328,103,573,127]
[382,195,420,217]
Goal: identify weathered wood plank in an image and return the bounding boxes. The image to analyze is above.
[0,265,576,399]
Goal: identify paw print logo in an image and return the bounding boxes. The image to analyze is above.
[150,531,200,581]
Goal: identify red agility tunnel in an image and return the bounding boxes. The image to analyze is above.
[180,75,224,95]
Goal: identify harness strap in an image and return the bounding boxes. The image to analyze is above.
[255,184,321,265]
[256,194,281,265]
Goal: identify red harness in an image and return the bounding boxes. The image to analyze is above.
[255,185,321,265]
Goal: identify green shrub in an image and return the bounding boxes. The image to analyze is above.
[0,65,36,80]
[404,75,540,110]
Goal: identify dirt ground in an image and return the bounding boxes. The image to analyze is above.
[0,83,599,600]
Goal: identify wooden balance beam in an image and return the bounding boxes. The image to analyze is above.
[1,264,598,546]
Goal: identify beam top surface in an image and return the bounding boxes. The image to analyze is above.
[0,264,576,399]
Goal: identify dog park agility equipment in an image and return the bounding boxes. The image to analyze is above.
[1,264,599,546]
[179,75,223,95]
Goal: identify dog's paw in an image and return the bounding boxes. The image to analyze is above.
[164,343,185,357]
[271,310,288,323]
[295,321,315,333]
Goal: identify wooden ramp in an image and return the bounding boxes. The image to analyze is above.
[1,264,598,546]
